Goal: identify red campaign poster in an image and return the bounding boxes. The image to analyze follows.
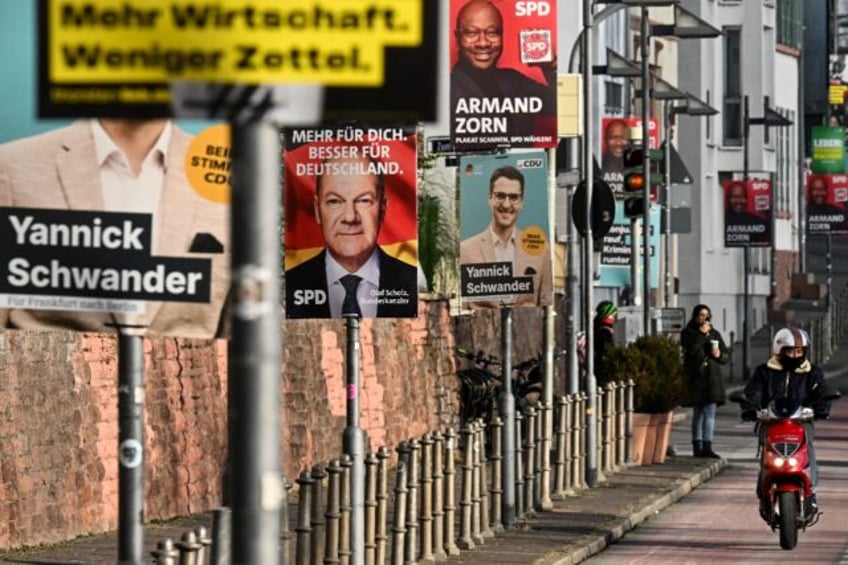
[600,116,659,196]
[283,125,419,319]
[806,173,848,235]
[449,0,557,150]
[723,179,772,248]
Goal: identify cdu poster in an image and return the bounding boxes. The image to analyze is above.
[459,151,552,308]
[0,3,231,339]
[283,124,419,319]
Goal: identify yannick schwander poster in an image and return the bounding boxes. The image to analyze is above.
[0,2,231,339]
[283,124,419,319]
[448,0,557,151]
[723,178,773,247]
[458,151,553,309]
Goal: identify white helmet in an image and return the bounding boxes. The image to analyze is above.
[771,327,810,356]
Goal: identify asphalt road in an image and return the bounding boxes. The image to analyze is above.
[584,369,848,564]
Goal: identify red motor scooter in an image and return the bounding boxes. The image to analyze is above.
[749,397,820,550]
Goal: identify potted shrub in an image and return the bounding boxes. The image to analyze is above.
[597,335,686,464]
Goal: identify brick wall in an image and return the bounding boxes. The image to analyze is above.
[0,298,488,550]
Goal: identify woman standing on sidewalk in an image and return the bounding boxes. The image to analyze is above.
[680,304,730,458]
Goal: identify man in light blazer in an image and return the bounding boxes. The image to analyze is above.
[285,153,418,319]
[460,164,552,308]
[0,119,230,339]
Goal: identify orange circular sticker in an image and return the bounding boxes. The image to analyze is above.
[185,124,231,204]
[520,225,548,256]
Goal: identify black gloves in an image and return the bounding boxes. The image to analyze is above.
[741,408,758,422]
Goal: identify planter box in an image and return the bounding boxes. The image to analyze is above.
[631,412,653,465]
[651,411,674,464]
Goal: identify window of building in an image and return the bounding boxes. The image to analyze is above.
[604,80,624,115]
[723,27,743,146]
[776,0,801,50]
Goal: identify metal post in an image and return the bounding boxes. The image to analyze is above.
[229,120,283,564]
[118,332,144,565]
[500,307,516,526]
[540,306,554,510]
[663,101,672,308]
[742,95,752,380]
[343,315,367,565]
[566,144,581,395]
[641,6,652,336]
[798,0,807,272]
[581,0,598,490]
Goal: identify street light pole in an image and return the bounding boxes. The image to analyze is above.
[742,95,752,381]
[581,0,599,489]
[640,6,652,336]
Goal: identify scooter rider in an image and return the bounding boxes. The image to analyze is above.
[741,327,831,515]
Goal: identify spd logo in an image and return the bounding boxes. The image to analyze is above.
[292,289,327,305]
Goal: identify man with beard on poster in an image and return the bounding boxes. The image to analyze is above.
[451,0,556,145]
[724,180,768,245]
[807,175,847,232]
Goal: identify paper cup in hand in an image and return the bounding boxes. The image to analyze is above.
[710,339,719,353]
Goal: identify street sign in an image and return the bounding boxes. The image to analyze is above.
[429,136,456,155]
[652,307,686,334]
[571,178,616,238]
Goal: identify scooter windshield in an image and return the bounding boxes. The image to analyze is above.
[770,396,803,418]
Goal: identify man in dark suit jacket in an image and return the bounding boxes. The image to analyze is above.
[285,154,418,319]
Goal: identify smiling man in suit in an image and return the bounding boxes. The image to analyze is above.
[460,164,552,308]
[0,119,230,339]
[285,153,418,319]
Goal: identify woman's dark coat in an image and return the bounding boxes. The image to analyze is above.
[680,321,730,406]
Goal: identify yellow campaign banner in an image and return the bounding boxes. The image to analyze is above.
[45,0,422,86]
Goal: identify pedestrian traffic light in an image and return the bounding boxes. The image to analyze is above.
[622,147,663,218]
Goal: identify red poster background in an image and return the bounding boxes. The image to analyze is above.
[283,129,418,268]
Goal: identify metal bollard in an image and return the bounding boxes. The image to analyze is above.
[470,422,484,545]
[364,452,378,565]
[576,393,588,490]
[523,408,536,517]
[476,423,493,539]
[597,386,607,476]
[488,417,504,532]
[442,428,461,556]
[194,526,211,565]
[604,383,615,474]
[375,446,391,565]
[175,530,202,565]
[457,424,476,550]
[538,402,553,510]
[210,507,231,565]
[552,397,567,499]
[419,433,435,562]
[339,456,352,565]
[151,538,179,565]
[295,471,314,565]
[615,382,626,469]
[405,439,421,564]
[514,411,525,520]
[324,459,342,565]
[431,431,448,559]
[281,478,293,564]
[311,465,327,563]
[625,380,635,465]
[391,442,410,565]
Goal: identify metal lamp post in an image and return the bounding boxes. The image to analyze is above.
[636,3,721,335]
[741,95,793,380]
[661,93,718,308]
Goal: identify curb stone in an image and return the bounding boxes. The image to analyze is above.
[535,459,727,565]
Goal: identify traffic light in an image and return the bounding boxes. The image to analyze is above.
[622,147,663,218]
